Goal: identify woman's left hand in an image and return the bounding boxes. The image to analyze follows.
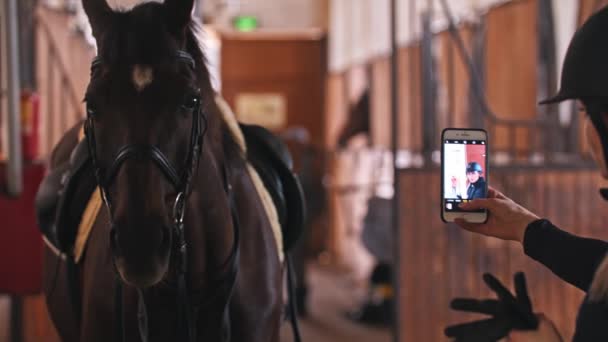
[508,314,563,342]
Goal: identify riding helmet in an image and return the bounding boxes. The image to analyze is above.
[540,6,608,104]
[466,162,483,174]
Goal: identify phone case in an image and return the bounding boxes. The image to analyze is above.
[440,128,489,224]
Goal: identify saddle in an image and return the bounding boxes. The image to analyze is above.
[240,123,306,252]
[35,123,96,255]
[35,122,306,257]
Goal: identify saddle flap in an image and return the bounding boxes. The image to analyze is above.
[239,124,306,252]
[36,123,97,254]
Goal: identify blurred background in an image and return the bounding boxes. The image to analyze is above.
[0,0,607,341]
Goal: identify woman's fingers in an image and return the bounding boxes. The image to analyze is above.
[459,198,499,210]
[487,186,508,200]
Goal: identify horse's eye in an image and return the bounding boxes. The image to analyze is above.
[182,95,200,111]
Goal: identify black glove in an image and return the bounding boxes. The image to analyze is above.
[444,272,539,342]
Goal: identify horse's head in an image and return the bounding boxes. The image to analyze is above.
[82,0,212,288]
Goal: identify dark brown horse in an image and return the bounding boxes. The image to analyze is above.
[40,1,284,341]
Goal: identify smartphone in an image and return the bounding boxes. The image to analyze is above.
[441,128,488,223]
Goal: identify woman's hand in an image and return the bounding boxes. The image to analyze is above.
[451,176,458,188]
[508,314,563,342]
[455,187,540,243]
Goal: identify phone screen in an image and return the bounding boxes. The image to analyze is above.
[443,139,487,213]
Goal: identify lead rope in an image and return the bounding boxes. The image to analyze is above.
[115,278,125,342]
[137,289,149,342]
[286,254,302,342]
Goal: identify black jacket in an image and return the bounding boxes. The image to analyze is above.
[524,219,608,341]
[465,177,486,199]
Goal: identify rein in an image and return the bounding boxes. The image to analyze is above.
[84,50,240,342]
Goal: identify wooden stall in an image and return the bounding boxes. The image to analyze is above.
[398,166,607,341]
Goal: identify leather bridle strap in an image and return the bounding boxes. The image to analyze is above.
[105,145,182,189]
[84,50,213,342]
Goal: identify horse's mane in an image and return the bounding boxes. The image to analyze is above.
[183,22,244,170]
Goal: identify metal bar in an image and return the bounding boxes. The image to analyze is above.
[47,46,55,151]
[10,295,23,342]
[5,0,22,196]
[510,125,517,159]
[447,32,455,128]
[420,11,436,156]
[568,101,579,154]
[0,2,7,158]
[60,76,67,133]
[528,123,536,158]
[390,2,401,342]
[409,0,419,152]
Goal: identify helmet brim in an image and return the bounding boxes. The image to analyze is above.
[538,92,574,105]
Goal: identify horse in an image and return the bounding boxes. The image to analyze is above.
[337,89,370,149]
[37,0,296,341]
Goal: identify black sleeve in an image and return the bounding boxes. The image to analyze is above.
[523,219,608,292]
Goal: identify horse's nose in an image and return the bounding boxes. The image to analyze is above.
[111,218,172,255]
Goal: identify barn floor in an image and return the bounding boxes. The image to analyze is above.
[280,264,391,342]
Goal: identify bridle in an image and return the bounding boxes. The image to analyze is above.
[84,50,240,342]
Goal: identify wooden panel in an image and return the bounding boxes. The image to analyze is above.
[436,27,474,129]
[22,296,61,342]
[325,73,349,148]
[220,32,328,149]
[485,0,538,154]
[370,57,392,149]
[398,167,604,342]
[36,7,90,157]
[397,44,423,151]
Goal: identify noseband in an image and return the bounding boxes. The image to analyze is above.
[84,51,240,342]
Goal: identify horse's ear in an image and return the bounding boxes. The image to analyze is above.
[164,0,195,34]
[82,0,113,41]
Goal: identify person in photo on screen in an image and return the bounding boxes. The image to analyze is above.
[464,162,486,199]
[449,162,486,200]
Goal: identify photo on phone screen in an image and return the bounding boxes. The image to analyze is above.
[443,138,487,213]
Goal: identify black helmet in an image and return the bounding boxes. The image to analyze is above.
[540,5,608,201]
[540,6,608,104]
[466,162,483,173]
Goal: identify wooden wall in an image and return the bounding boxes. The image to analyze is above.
[485,0,539,154]
[353,0,542,154]
[220,30,328,148]
[398,167,607,341]
[35,7,90,157]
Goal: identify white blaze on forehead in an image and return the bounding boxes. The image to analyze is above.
[132,65,154,91]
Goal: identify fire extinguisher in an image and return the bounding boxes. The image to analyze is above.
[21,90,40,161]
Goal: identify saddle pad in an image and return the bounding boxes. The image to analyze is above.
[216,95,284,262]
[71,96,284,263]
